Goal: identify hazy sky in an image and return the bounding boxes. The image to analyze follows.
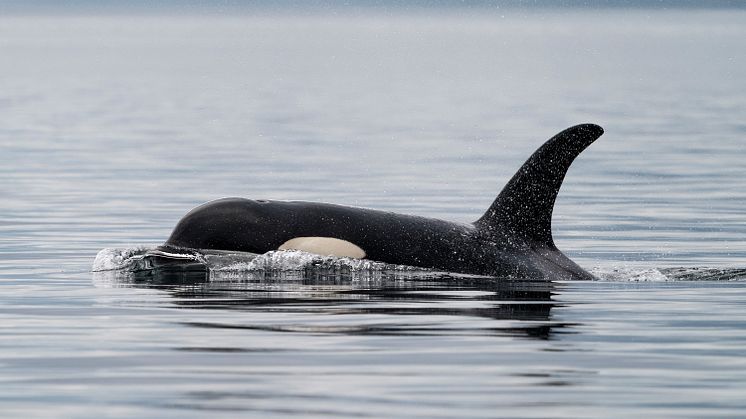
[1,0,745,15]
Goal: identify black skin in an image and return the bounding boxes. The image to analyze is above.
[162,124,604,280]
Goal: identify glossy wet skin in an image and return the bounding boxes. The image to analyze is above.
[163,198,594,280]
[163,124,604,280]
[165,198,478,268]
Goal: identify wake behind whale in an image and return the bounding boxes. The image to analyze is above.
[151,124,604,280]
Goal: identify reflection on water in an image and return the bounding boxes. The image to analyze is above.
[95,269,566,340]
[83,270,746,417]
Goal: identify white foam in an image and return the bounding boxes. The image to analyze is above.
[590,266,670,282]
[92,246,151,272]
[214,250,395,272]
[93,246,746,282]
[590,266,746,282]
[92,246,407,274]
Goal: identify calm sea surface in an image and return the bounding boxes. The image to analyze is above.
[1,9,746,417]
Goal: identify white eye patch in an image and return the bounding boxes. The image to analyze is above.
[278,237,366,259]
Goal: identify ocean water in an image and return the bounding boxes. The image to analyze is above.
[1,8,746,417]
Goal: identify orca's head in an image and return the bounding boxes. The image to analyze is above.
[163,197,282,251]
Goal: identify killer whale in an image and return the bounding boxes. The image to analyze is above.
[161,123,604,280]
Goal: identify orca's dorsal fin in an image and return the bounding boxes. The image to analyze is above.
[475,124,604,246]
